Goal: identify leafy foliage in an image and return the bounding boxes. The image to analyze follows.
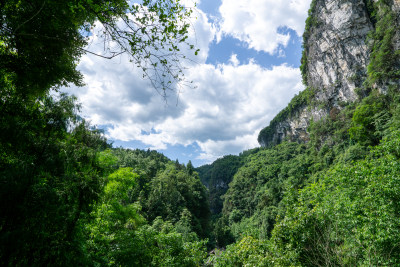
[207,236,270,267]
[85,166,208,266]
[0,85,210,265]
[196,154,250,214]
[209,3,400,261]
[300,0,318,85]
[0,89,109,265]
[348,93,390,145]
[145,163,211,238]
[0,0,197,96]
[207,92,400,265]
[2,0,400,265]
[0,1,207,263]
[270,131,400,266]
[258,87,316,146]
[366,0,400,85]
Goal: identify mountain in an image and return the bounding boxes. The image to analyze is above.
[258,0,400,147]
[203,1,400,265]
[3,0,399,265]
[195,149,259,215]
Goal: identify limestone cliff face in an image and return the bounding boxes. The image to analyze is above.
[390,0,400,58]
[306,0,373,102]
[258,0,400,147]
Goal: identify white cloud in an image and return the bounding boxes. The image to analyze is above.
[171,61,303,161]
[66,55,303,162]
[63,3,307,164]
[217,0,312,54]
[229,54,240,66]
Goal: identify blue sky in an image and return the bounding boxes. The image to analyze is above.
[63,0,311,166]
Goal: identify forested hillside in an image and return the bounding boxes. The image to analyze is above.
[201,0,400,265]
[196,150,259,215]
[0,0,210,265]
[2,0,400,266]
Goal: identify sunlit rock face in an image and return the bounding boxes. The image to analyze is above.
[306,0,373,103]
[258,0,400,147]
[392,0,400,51]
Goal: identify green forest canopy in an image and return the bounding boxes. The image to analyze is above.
[2,0,400,266]
[1,0,209,265]
[0,0,197,97]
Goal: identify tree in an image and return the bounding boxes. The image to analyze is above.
[0,0,197,97]
[186,160,194,175]
[85,168,208,266]
[270,131,400,265]
[146,163,210,238]
[0,90,110,265]
[0,1,201,265]
[196,154,244,215]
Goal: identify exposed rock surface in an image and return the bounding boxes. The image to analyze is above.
[259,107,327,147]
[306,0,373,102]
[258,0,400,147]
[392,0,400,51]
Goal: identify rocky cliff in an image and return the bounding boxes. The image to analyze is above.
[258,0,400,147]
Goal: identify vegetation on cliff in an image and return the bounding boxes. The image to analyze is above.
[204,0,400,265]
[1,0,400,266]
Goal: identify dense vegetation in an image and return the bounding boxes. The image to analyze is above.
[2,0,400,266]
[203,0,400,265]
[1,0,210,265]
[207,131,400,265]
[1,76,211,265]
[196,152,258,215]
[84,149,210,266]
[257,87,316,146]
[0,88,211,265]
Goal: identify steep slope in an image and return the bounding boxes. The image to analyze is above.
[196,149,260,215]
[207,1,400,264]
[258,0,400,147]
[196,155,244,215]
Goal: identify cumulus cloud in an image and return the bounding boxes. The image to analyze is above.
[66,57,303,162]
[217,0,312,54]
[63,2,307,163]
[160,61,303,161]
